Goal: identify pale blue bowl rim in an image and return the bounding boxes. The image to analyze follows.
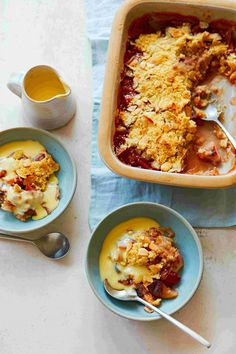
[0,126,77,233]
[86,202,204,321]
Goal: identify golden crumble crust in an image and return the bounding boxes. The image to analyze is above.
[15,152,59,191]
[116,23,236,172]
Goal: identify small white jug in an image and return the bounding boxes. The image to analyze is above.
[7,65,76,130]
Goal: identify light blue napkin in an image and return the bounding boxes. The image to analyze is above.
[87,0,236,230]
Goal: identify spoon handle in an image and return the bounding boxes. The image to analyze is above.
[0,232,32,243]
[136,296,211,348]
[216,120,236,150]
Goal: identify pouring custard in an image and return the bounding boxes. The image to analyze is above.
[0,140,60,221]
[24,65,70,101]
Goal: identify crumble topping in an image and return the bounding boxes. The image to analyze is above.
[109,225,183,309]
[14,151,59,191]
[115,23,236,173]
[0,146,60,221]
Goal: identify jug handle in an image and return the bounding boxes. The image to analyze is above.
[7,72,25,98]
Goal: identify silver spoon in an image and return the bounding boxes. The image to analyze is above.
[0,232,70,259]
[104,279,211,349]
[201,104,236,150]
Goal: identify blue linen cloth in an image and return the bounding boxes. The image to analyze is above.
[87,0,236,230]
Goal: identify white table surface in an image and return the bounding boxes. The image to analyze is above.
[0,1,236,353]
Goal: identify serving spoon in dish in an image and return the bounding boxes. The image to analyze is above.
[104,279,211,348]
[0,231,70,259]
[201,104,236,150]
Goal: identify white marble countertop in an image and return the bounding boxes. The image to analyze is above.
[0,1,236,353]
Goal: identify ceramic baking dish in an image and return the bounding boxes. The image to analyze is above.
[98,0,236,188]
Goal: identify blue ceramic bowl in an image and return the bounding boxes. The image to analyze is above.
[86,202,203,321]
[0,127,77,233]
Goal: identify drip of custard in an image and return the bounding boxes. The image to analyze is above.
[99,217,160,290]
[0,140,59,220]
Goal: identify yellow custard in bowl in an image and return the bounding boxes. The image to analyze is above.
[0,140,60,221]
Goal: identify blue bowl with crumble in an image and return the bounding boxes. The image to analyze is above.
[0,127,77,233]
[86,202,203,321]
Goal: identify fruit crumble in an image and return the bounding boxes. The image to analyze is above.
[114,14,236,175]
[99,218,183,312]
[0,140,60,221]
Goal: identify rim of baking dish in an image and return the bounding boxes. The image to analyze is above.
[98,0,236,188]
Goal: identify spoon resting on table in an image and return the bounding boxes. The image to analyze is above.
[0,232,70,259]
[104,279,211,349]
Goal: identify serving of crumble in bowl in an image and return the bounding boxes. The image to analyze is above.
[99,0,236,188]
[86,202,203,321]
[0,127,77,233]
